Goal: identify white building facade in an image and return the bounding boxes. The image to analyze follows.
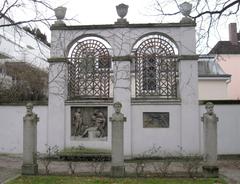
[46,15,200,157]
[0,16,49,68]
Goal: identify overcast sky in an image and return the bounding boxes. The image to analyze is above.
[51,0,162,25]
[3,0,233,52]
[5,0,234,53]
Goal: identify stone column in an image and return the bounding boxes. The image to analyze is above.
[112,57,132,156]
[48,20,68,149]
[110,102,127,177]
[22,103,39,175]
[202,102,219,177]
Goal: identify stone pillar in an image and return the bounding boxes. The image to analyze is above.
[47,59,67,149]
[22,103,39,175]
[202,102,219,177]
[112,58,132,156]
[179,57,199,153]
[110,102,127,177]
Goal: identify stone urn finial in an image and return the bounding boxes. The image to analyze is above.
[115,3,129,25]
[179,2,194,23]
[116,3,128,19]
[54,6,67,26]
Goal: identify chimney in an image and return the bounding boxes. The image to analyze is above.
[229,23,238,45]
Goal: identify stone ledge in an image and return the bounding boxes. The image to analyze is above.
[198,74,231,78]
[131,98,181,105]
[47,56,198,63]
[65,98,113,105]
[180,55,199,60]
[48,57,67,63]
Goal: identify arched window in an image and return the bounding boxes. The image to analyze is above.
[68,37,111,99]
[133,34,178,98]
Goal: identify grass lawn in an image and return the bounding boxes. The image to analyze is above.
[7,176,226,184]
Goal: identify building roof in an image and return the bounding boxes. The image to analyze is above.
[198,55,231,78]
[209,41,240,54]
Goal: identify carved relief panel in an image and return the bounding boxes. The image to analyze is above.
[71,107,108,139]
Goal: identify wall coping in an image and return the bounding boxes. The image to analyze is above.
[51,22,196,30]
[1,100,240,106]
[199,100,240,105]
[0,101,48,106]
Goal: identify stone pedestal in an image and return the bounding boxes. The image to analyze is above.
[110,102,127,177]
[22,103,39,175]
[201,102,219,177]
[111,165,125,177]
[202,165,219,178]
[111,119,125,177]
[22,164,38,175]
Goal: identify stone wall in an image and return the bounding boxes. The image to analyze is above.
[0,105,48,153]
[0,103,240,155]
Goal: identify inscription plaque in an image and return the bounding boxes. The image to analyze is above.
[143,112,169,128]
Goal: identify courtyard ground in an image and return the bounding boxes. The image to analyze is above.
[0,154,240,184]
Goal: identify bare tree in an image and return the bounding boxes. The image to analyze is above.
[0,0,54,28]
[0,1,55,102]
[152,0,240,53]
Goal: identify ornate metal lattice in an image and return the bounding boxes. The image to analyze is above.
[135,35,178,98]
[68,39,111,99]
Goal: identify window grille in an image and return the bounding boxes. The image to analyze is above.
[134,34,178,98]
[68,38,111,99]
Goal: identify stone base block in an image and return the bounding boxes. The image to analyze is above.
[111,165,125,177]
[202,165,219,178]
[115,19,129,25]
[22,164,38,175]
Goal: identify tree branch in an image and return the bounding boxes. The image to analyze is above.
[192,0,240,19]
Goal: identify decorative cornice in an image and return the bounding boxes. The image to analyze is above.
[48,57,67,63]
[50,22,196,30]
